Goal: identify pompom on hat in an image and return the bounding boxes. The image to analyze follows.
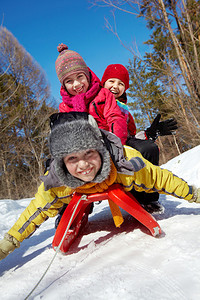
[55,43,90,86]
[101,64,129,91]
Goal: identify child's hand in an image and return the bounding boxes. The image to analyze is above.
[145,114,178,141]
[0,234,20,260]
[189,186,200,203]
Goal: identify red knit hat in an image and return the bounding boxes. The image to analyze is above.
[55,44,90,86]
[101,64,129,91]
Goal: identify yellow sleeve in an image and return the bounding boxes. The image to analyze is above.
[8,182,73,242]
[116,146,193,201]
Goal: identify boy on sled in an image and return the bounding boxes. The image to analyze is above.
[0,112,199,260]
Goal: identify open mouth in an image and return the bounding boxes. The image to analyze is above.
[110,90,118,95]
[75,87,84,94]
[79,168,93,175]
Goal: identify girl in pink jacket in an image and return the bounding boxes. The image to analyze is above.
[55,44,127,145]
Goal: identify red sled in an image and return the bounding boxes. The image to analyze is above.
[52,184,162,253]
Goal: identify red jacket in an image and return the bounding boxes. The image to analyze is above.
[59,69,128,145]
[116,94,137,137]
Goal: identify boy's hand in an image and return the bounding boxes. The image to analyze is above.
[145,114,178,141]
[0,234,20,260]
[188,187,200,203]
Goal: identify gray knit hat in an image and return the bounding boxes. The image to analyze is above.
[49,112,111,188]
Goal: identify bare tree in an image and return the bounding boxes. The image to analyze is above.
[91,0,200,161]
[0,26,57,199]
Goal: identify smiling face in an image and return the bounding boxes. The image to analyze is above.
[63,149,102,182]
[104,78,126,99]
[64,72,89,95]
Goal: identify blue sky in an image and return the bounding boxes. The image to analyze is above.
[1,0,150,105]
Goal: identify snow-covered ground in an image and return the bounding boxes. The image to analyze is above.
[0,145,200,300]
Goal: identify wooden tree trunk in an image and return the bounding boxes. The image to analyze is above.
[1,154,12,199]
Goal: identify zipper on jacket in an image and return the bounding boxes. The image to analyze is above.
[97,101,105,105]
[92,102,99,116]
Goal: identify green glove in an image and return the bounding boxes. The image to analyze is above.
[0,233,20,260]
[188,186,200,203]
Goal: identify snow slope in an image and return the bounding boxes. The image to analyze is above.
[0,145,200,300]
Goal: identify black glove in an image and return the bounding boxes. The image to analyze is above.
[145,114,178,141]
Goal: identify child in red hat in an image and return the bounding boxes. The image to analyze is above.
[101,64,178,213]
[55,44,128,145]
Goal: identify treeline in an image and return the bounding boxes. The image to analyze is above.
[1,0,200,198]
[94,0,200,163]
[0,27,57,199]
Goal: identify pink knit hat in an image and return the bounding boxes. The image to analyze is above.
[55,44,90,86]
[101,64,129,91]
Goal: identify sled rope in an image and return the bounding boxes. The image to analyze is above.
[24,195,86,300]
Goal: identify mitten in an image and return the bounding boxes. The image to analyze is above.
[145,114,178,141]
[188,186,200,203]
[0,233,20,260]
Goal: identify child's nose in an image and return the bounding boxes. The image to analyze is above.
[78,159,88,169]
[73,80,80,88]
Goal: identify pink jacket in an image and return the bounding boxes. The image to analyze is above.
[59,69,128,145]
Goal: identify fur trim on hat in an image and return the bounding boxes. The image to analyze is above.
[49,118,111,188]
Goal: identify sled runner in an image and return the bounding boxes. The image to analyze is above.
[52,184,162,253]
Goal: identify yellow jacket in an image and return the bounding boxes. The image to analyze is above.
[8,146,193,242]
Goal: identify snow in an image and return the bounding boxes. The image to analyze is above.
[0,145,200,300]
